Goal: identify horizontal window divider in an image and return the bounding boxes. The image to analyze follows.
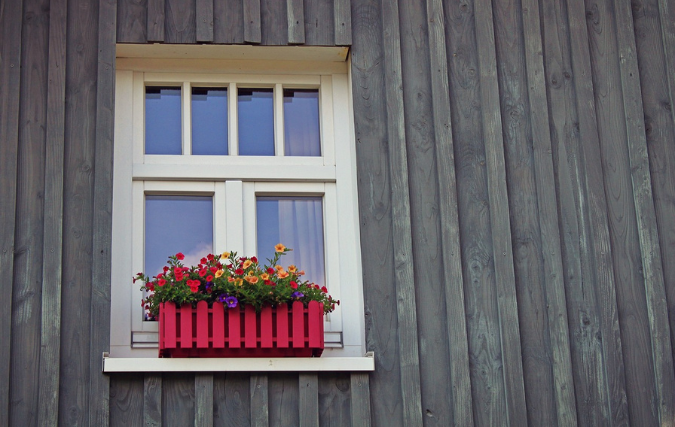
[144,73,321,86]
[102,352,375,373]
[143,155,326,167]
[132,164,337,182]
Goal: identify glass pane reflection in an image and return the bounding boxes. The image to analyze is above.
[256,197,325,286]
[145,87,182,155]
[192,87,228,155]
[284,89,321,156]
[238,88,274,156]
[145,195,213,279]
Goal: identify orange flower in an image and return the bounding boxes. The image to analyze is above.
[228,277,235,282]
[242,259,253,269]
[275,243,286,253]
[215,269,224,278]
[278,270,289,279]
[245,276,259,284]
[261,273,270,281]
[297,270,305,276]
[234,278,243,286]
[275,265,284,271]
[220,251,230,261]
[288,265,297,273]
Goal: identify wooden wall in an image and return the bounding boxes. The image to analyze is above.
[2,0,675,425]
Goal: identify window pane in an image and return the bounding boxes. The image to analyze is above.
[256,197,325,287]
[238,88,274,156]
[145,195,213,279]
[145,87,182,154]
[284,89,321,156]
[192,87,228,155]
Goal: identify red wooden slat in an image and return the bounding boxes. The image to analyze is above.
[245,304,257,348]
[261,306,273,348]
[213,302,225,348]
[228,305,240,348]
[319,303,324,347]
[159,303,165,350]
[165,302,176,348]
[196,301,209,348]
[277,303,288,348]
[180,304,193,348]
[308,301,321,347]
[292,301,304,348]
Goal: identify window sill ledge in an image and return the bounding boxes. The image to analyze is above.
[102,352,374,373]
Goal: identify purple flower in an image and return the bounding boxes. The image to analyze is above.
[291,291,304,298]
[224,296,238,308]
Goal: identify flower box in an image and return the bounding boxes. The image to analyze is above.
[159,300,325,358]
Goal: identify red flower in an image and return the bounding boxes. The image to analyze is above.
[207,254,214,261]
[173,267,182,275]
[187,279,200,293]
[210,266,218,273]
[148,283,155,291]
[175,272,184,281]
[321,286,328,293]
[200,257,208,264]
[199,268,207,277]
[290,281,298,289]
[163,266,169,272]
[241,257,247,261]
[235,268,244,275]
[206,275,213,282]
[158,278,166,287]
[182,267,189,272]
[267,267,275,275]
[176,253,185,260]
[264,280,273,286]
[251,256,258,263]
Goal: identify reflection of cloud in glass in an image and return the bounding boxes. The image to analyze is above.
[182,241,213,267]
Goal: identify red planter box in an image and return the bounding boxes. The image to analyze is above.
[158,300,325,357]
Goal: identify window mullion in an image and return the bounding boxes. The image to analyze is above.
[274,83,285,156]
[229,82,238,156]
[182,82,191,155]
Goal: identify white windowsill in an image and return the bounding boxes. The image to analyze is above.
[102,352,375,373]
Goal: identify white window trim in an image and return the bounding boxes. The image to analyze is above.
[110,55,365,359]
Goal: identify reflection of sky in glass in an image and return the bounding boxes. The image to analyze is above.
[257,197,325,286]
[284,89,320,156]
[145,87,182,154]
[238,89,274,156]
[145,196,213,278]
[192,88,228,155]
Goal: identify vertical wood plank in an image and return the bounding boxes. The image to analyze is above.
[298,374,319,427]
[213,301,225,348]
[350,373,371,427]
[261,0,287,45]
[425,0,473,424]
[614,0,675,423]
[520,0,578,425]
[37,0,67,424]
[261,306,273,348]
[292,301,304,348]
[196,0,214,42]
[473,0,528,424]
[251,374,269,427]
[245,304,257,348]
[165,0,196,43]
[117,0,148,43]
[334,0,352,45]
[0,0,23,423]
[277,302,288,348]
[195,374,214,427]
[163,373,196,427]
[214,0,244,44]
[147,0,165,42]
[214,373,251,427]
[657,0,675,135]
[318,374,351,426]
[144,374,162,427]
[269,373,299,427]
[304,0,333,46]
[244,0,262,43]
[91,0,117,423]
[229,305,241,348]
[181,304,193,348]
[308,302,321,348]
[197,301,209,347]
[109,374,144,427]
[287,0,305,44]
[166,303,177,348]
[379,0,423,424]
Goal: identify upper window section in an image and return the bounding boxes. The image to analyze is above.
[191,87,228,155]
[145,87,182,154]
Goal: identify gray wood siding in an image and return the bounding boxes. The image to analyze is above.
[2,0,675,425]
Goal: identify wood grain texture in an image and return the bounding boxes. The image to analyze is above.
[614,0,675,424]
[520,0,577,424]
[59,0,99,424]
[166,0,196,43]
[304,0,333,46]
[425,0,474,424]
[110,374,144,427]
[147,0,165,42]
[117,0,147,43]
[214,0,244,43]
[286,0,305,44]
[268,373,299,427]
[349,373,371,427]
[350,0,405,424]
[90,0,117,425]
[298,374,318,427]
[473,0,528,424]
[398,0,453,424]
[195,374,214,427]
[250,374,269,427]
[333,0,351,45]
[244,0,262,43]
[317,374,351,427]
[378,0,424,423]
[0,0,23,424]
[144,374,162,427]
[196,0,214,42]
[214,373,250,427]
[37,0,67,424]
[261,0,287,45]
[163,373,195,426]
[11,0,49,425]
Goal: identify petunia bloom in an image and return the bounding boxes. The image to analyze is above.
[215,270,224,278]
[275,243,286,252]
[224,296,238,308]
[176,253,185,260]
[291,291,304,298]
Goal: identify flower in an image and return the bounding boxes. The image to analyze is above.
[242,259,253,269]
[278,270,289,279]
[288,265,297,273]
[267,267,275,275]
[290,281,298,289]
[275,243,286,252]
[220,251,230,260]
[224,296,238,308]
[261,273,270,281]
[206,275,214,282]
[215,270,224,278]
[234,278,244,287]
[245,276,259,284]
[291,291,304,298]
[235,268,244,275]
[187,280,200,293]
[251,256,258,263]
[158,278,166,287]
[321,286,328,293]
[199,268,207,277]
[207,254,214,261]
[176,253,185,260]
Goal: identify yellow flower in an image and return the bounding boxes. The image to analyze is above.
[242,259,252,269]
[234,278,243,286]
[275,243,286,253]
[245,276,259,284]
[220,251,230,261]
[288,265,297,273]
[261,273,270,281]
[215,269,224,278]
[278,270,289,279]
[275,265,284,271]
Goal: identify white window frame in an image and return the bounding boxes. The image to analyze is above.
[110,53,365,358]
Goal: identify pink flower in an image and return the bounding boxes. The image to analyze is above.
[176,253,185,260]
[290,281,298,290]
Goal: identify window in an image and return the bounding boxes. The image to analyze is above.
[110,46,365,358]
